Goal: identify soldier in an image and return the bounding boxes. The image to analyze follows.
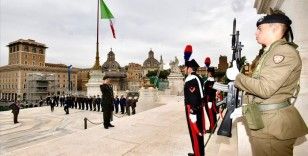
[96,94,101,112]
[50,96,55,112]
[100,76,114,129]
[228,11,308,156]
[9,100,20,124]
[93,95,97,111]
[119,95,126,114]
[183,45,205,156]
[74,95,78,109]
[63,95,69,114]
[203,67,217,133]
[55,95,59,107]
[113,95,120,114]
[131,96,138,115]
[81,96,85,110]
[46,95,50,106]
[59,95,64,107]
[89,96,93,111]
[126,96,132,116]
[39,96,43,107]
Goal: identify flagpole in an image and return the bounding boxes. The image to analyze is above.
[93,0,100,70]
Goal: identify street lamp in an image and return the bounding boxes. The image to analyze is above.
[67,65,72,95]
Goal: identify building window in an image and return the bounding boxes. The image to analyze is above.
[24,45,29,51]
[9,47,12,53]
[25,61,27,64]
[32,47,36,53]
[25,55,28,59]
[16,45,19,51]
[33,61,35,65]
[33,55,35,59]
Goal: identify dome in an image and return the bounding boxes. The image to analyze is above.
[102,49,121,72]
[143,49,159,68]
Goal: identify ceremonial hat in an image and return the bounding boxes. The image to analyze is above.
[207,67,215,74]
[185,59,200,68]
[256,13,292,27]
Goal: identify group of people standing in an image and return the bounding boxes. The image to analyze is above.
[45,94,104,114]
[113,95,138,115]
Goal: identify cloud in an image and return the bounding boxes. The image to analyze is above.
[0,0,261,69]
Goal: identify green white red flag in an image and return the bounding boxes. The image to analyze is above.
[100,0,116,38]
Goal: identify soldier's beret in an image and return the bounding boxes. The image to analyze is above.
[207,67,215,74]
[103,76,110,80]
[257,13,292,27]
[185,59,200,68]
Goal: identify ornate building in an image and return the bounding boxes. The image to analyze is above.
[77,68,90,93]
[217,55,228,72]
[0,39,78,101]
[142,49,160,76]
[126,63,142,91]
[102,49,127,91]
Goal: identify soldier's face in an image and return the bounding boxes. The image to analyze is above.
[255,24,274,46]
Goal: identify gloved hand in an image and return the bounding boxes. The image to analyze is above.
[208,102,212,109]
[226,60,239,81]
[189,114,197,123]
[230,107,243,119]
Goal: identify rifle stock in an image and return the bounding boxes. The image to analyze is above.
[213,82,237,137]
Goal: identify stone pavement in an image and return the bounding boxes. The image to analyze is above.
[1,96,238,156]
[1,58,308,156]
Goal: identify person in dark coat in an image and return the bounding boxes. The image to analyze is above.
[64,95,70,114]
[113,95,120,114]
[39,96,43,107]
[50,96,56,112]
[100,77,114,129]
[126,96,132,116]
[60,95,64,107]
[131,96,138,115]
[9,100,20,124]
[119,95,126,114]
[96,95,101,112]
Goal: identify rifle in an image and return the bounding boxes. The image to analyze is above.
[213,18,244,137]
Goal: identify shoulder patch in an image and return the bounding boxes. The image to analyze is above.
[189,87,196,93]
[273,55,284,64]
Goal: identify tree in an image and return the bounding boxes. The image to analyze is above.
[146,69,170,79]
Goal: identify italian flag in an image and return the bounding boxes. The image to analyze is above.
[100,0,116,39]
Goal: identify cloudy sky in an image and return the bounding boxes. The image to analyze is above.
[0,0,262,69]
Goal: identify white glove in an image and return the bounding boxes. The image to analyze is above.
[230,107,243,119]
[226,60,239,81]
[208,102,212,109]
[189,114,197,123]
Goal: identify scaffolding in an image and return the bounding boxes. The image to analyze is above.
[26,73,56,102]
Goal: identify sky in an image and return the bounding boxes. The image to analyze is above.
[0,0,262,69]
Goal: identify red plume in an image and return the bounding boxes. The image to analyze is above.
[204,57,211,68]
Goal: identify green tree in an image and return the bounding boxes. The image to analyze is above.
[146,69,170,79]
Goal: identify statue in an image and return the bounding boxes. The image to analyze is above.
[169,57,181,74]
